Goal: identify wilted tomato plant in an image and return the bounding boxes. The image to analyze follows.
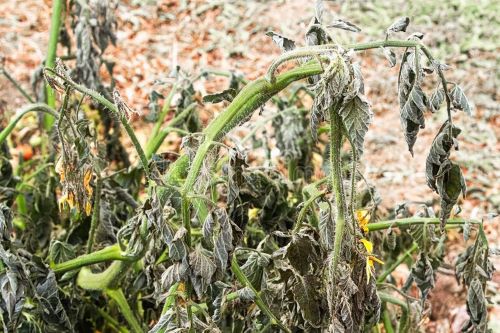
[0,1,495,333]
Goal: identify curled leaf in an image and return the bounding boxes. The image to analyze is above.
[386,17,410,35]
[265,31,296,52]
[450,85,473,115]
[380,47,396,67]
[203,88,237,104]
[328,19,361,32]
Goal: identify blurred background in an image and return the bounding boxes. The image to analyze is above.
[0,1,498,331]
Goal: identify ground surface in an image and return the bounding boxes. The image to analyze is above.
[0,1,498,332]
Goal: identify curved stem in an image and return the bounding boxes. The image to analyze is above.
[44,0,64,129]
[0,104,58,145]
[52,244,131,274]
[105,288,142,333]
[77,261,132,290]
[293,190,326,233]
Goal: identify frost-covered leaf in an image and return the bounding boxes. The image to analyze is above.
[189,244,216,297]
[240,252,270,290]
[380,47,396,67]
[464,278,488,331]
[49,240,76,264]
[450,85,473,115]
[161,260,188,290]
[203,88,237,104]
[285,230,321,275]
[318,206,335,250]
[34,271,73,330]
[266,31,296,52]
[0,203,12,242]
[338,95,373,155]
[236,286,255,301]
[398,50,428,155]
[328,19,361,32]
[189,244,216,282]
[292,274,322,327]
[410,253,435,300]
[386,17,410,35]
[430,88,445,113]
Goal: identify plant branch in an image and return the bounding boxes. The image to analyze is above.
[0,103,58,145]
[0,68,34,103]
[44,68,150,178]
[86,175,102,254]
[105,288,143,333]
[367,217,482,232]
[231,251,290,333]
[52,244,132,274]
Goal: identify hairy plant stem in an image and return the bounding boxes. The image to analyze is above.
[105,288,143,333]
[329,108,347,276]
[44,0,64,129]
[52,244,131,274]
[0,103,58,145]
[293,190,326,233]
[367,217,481,232]
[86,175,102,254]
[231,251,290,333]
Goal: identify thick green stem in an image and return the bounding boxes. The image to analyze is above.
[52,244,131,274]
[329,109,347,275]
[105,288,142,333]
[77,261,132,290]
[0,104,58,145]
[231,252,290,333]
[44,0,64,129]
[381,306,395,333]
[367,217,481,232]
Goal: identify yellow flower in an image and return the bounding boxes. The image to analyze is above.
[356,209,370,234]
[85,201,92,216]
[83,169,93,197]
[360,238,384,283]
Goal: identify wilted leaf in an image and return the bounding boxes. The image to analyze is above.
[0,203,12,242]
[292,275,322,327]
[386,17,410,34]
[450,85,473,115]
[265,31,296,52]
[49,240,76,264]
[318,207,335,250]
[464,278,488,331]
[161,261,188,290]
[430,88,445,113]
[203,88,237,104]
[380,47,396,67]
[236,286,255,301]
[338,95,373,155]
[189,244,216,297]
[286,230,321,275]
[328,19,361,32]
[410,253,435,300]
[240,252,270,290]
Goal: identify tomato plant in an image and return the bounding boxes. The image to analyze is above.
[0,1,495,333]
